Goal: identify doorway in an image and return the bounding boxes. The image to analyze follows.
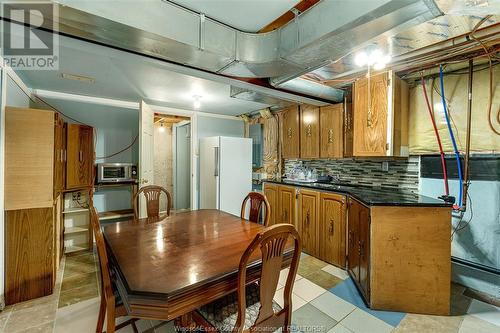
[153,114,190,213]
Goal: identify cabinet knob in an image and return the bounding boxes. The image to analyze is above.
[287,128,292,138]
[306,124,312,137]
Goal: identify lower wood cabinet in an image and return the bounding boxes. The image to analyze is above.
[263,183,346,267]
[319,192,346,268]
[5,207,55,305]
[347,197,370,302]
[298,189,319,256]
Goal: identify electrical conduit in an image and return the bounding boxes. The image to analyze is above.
[439,65,463,209]
[420,73,449,196]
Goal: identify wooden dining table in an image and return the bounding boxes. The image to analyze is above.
[103,209,293,321]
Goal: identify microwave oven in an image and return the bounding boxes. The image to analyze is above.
[96,163,137,183]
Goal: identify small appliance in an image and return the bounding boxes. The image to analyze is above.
[96,163,137,183]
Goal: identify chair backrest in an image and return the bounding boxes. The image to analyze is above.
[240,192,271,226]
[234,224,301,333]
[133,185,172,218]
[90,207,114,302]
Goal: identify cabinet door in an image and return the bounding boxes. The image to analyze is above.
[66,124,94,189]
[53,114,65,194]
[320,104,344,158]
[353,72,388,156]
[347,198,360,283]
[282,106,300,159]
[300,105,320,159]
[263,183,278,225]
[358,204,371,299]
[278,185,296,226]
[319,192,346,267]
[298,189,319,256]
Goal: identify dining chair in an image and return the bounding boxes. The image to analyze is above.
[133,185,172,218]
[90,207,139,333]
[240,192,271,226]
[194,223,302,333]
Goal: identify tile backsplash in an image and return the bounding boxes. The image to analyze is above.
[284,157,420,193]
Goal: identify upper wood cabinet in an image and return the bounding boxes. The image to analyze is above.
[300,105,320,159]
[66,124,94,189]
[319,192,346,268]
[320,104,344,159]
[263,183,278,225]
[5,107,55,211]
[281,105,300,159]
[353,71,408,157]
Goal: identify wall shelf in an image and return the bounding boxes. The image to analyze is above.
[62,207,88,214]
[65,244,87,254]
[64,226,88,235]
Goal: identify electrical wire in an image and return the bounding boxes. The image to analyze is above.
[439,65,463,210]
[420,73,449,196]
[451,190,473,241]
[95,134,138,160]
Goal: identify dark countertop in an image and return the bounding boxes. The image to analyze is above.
[264,179,451,207]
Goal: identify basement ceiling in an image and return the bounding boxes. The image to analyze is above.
[171,0,300,32]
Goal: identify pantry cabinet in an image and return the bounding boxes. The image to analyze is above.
[300,105,320,159]
[319,192,346,267]
[54,114,66,195]
[298,189,319,256]
[347,197,370,301]
[66,124,94,189]
[353,71,408,157]
[281,105,300,159]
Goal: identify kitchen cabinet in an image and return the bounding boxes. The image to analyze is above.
[300,105,320,159]
[281,105,300,159]
[54,114,66,195]
[277,185,296,226]
[298,189,319,256]
[263,183,278,225]
[347,197,370,301]
[66,124,94,189]
[319,192,346,268]
[353,71,408,157]
[320,104,344,159]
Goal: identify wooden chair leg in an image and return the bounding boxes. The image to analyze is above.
[131,321,139,333]
[106,300,116,333]
[96,296,106,333]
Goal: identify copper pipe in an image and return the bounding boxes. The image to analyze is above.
[462,59,473,210]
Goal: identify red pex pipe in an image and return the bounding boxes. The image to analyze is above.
[420,74,450,195]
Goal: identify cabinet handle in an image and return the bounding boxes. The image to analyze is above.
[283,210,288,222]
[328,129,334,143]
[287,128,292,138]
[329,219,334,235]
[306,124,312,137]
[79,150,83,162]
[305,211,310,225]
[63,150,67,162]
[59,149,63,162]
[367,107,373,127]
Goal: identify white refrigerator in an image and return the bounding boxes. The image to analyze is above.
[199,136,252,216]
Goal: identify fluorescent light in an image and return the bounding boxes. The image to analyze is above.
[60,73,95,84]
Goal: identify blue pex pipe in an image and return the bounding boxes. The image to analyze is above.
[439,65,463,208]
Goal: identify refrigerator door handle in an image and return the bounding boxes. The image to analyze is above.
[214,147,219,177]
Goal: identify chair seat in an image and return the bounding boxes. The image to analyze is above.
[197,283,282,333]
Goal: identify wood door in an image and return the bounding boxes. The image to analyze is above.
[6,207,54,305]
[353,72,388,156]
[263,183,278,225]
[277,185,296,226]
[320,104,343,158]
[281,105,300,159]
[53,113,65,195]
[300,105,320,158]
[319,192,346,267]
[298,189,319,256]
[66,124,93,189]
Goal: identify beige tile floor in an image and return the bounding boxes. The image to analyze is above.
[0,251,499,333]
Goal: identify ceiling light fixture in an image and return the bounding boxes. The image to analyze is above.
[354,49,391,70]
[60,73,96,84]
[159,120,165,133]
[193,95,202,109]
